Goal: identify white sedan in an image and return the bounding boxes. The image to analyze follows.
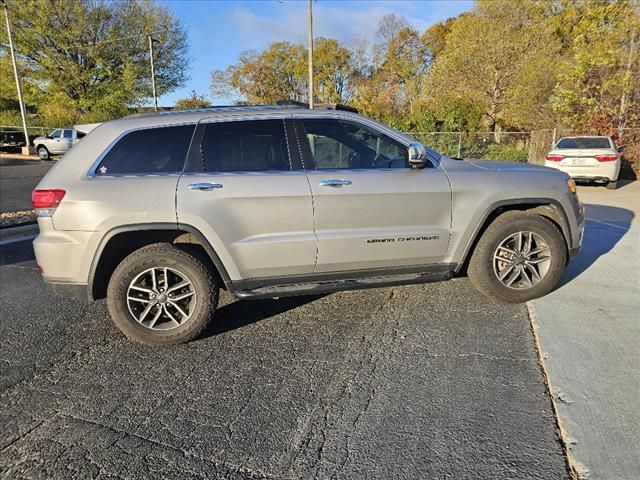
[545,136,622,189]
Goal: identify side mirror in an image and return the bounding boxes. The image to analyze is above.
[618,145,626,153]
[408,142,428,168]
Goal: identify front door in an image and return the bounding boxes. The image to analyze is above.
[296,117,452,273]
[49,129,63,153]
[177,117,316,281]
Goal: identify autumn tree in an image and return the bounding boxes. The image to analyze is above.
[551,0,640,132]
[174,91,212,110]
[353,27,430,129]
[210,38,353,105]
[313,38,352,103]
[373,13,410,62]
[427,2,558,136]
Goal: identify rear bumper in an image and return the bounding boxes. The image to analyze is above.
[32,217,99,284]
[544,161,620,182]
[44,279,90,299]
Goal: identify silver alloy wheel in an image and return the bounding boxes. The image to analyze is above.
[126,267,197,330]
[493,231,551,290]
[38,147,48,160]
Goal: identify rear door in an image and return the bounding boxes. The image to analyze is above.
[176,116,316,281]
[295,116,452,273]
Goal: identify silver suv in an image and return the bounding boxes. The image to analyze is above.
[32,106,584,345]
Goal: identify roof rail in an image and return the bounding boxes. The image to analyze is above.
[316,103,359,113]
[158,104,304,115]
[275,100,359,113]
[124,101,359,118]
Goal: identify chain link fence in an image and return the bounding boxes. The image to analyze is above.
[408,128,640,168]
[408,131,533,163]
[3,122,638,177]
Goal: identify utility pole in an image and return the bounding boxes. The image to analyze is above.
[2,0,31,154]
[148,35,158,111]
[307,0,314,109]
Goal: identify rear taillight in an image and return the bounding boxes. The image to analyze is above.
[595,154,617,162]
[545,155,564,162]
[32,189,66,209]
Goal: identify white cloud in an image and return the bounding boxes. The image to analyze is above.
[225,1,472,52]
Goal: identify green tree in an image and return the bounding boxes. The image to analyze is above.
[174,90,212,109]
[0,0,189,124]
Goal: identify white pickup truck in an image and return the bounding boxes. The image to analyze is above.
[32,124,100,160]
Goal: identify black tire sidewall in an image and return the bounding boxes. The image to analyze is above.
[38,146,49,160]
[470,215,567,303]
[107,245,218,345]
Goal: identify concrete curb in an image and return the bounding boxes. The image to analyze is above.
[526,301,580,480]
[0,153,41,161]
[0,223,39,245]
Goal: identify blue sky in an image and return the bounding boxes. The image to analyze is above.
[158,0,474,105]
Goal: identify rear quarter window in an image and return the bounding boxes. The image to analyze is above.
[95,124,194,175]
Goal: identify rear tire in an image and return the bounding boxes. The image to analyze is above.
[468,211,567,303]
[606,180,618,190]
[37,146,50,161]
[107,243,219,345]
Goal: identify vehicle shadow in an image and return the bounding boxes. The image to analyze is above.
[558,203,635,287]
[201,294,324,338]
[0,238,36,266]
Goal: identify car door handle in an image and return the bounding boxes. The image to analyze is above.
[188,182,223,191]
[319,179,352,187]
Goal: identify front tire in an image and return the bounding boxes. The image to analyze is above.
[468,211,567,303]
[107,243,219,345]
[37,146,50,161]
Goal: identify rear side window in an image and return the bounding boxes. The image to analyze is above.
[95,125,194,175]
[63,129,73,139]
[201,119,290,172]
[556,137,611,149]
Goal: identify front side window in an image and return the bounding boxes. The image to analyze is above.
[50,130,61,138]
[201,119,291,172]
[95,125,194,175]
[302,119,408,169]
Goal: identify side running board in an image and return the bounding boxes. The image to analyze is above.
[233,270,454,300]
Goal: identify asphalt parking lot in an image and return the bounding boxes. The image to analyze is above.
[0,239,569,479]
[0,157,54,213]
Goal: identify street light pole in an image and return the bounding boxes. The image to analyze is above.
[2,0,31,154]
[148,35,158,112]
[307,0,314,109]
